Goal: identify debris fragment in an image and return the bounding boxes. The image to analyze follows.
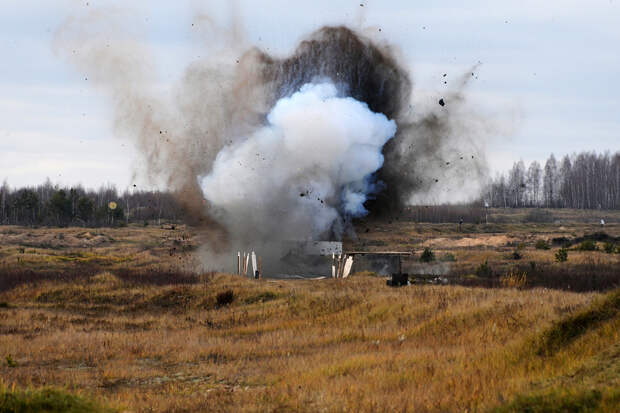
[438,98,445,107]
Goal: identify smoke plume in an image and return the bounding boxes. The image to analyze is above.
[54,8,491,271]
[201,82,395,244]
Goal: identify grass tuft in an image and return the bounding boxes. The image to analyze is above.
[0,384,118,413]
[491,388,605,413]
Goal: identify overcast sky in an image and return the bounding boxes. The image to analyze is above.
[1,0,619,190]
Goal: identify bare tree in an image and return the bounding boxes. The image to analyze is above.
[543,154,558,207]
[526,161,542,206]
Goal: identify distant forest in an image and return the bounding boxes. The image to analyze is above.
[1,150,618,227]
[484,151,620,209]
[0,179,184,227]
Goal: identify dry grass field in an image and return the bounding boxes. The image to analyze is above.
[0,208,619,412]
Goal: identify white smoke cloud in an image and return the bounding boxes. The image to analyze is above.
[200,82,396,243]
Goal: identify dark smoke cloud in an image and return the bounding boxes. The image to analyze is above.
[240,26,488,214]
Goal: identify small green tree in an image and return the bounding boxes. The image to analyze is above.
[420,247,435,262]
[535,239,551,250]
[13,189,39,224]
[48,190,72,226]
[555,247,568,262]
[77,197,94,223]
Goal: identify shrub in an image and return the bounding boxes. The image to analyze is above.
[476,260,493,277]
[535,239,551,250]
[603,242,616,254]
[216,290,235,307]
[555,248,568,262]
[577,240,598,251]
[419,247,435,263]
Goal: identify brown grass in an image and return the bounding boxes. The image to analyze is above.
[1,272,618,412]
[0,214,619,412]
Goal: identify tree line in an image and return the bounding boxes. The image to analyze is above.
[2,150,618,227]
[0,179,184,227]
[484,151,620,209]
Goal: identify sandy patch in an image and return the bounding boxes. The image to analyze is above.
[423,235,518,248]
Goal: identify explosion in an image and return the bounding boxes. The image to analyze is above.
[54,8,489,273]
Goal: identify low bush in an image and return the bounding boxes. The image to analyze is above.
[555,248,568,262]
[476,260,493,277]
[577,240,598,251]
[535,239,551,250]
[419,247,435,263]
[216,290,235,307]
